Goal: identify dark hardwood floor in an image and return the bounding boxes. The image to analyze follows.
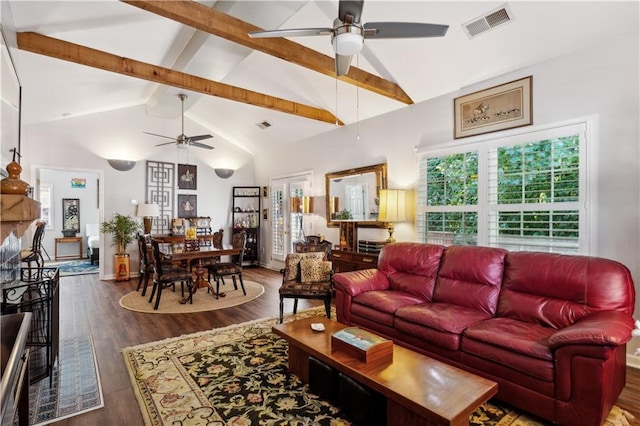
[52,268,639,425]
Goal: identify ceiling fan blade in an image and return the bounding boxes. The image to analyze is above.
[363,22,449,39]
[189,141,215,150]
[335,54,353,76]
[144,131,176,140]
[339,0,365,24]
[188,134,213,142]
[155,141,177,147]
[248,28,333,38]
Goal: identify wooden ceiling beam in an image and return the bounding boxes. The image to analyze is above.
[17,32,343,126]
[121,0,414,105]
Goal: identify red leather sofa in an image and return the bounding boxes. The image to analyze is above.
[333,242,636,425]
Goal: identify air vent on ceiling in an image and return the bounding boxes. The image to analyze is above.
[462,4,514,39]
[256,120,272,130]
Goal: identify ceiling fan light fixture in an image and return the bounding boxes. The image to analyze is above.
[332,31,363,56]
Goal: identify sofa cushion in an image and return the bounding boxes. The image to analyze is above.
[498,252,636,329]
[433,245,507,315]
[377,243,445,301]
[395,303,492,350]
[462,317,555,381]
[352,290,424,315]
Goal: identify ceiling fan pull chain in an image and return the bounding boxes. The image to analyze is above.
[335,74,339,127]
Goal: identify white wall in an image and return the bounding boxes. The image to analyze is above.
[253,35,640,357]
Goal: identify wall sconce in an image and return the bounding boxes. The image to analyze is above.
[108,159,136,171]
[378,189,407,243]
[214,168,234,179]
[136,203,160,234]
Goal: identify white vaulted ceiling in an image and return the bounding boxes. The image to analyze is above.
[5,1,638,155]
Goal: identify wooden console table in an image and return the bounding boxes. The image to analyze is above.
[329,250,378,272]
[54,236,83,261]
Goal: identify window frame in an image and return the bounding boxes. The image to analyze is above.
[416,121,590,254]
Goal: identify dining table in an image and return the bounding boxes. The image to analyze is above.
[156,241,242,303]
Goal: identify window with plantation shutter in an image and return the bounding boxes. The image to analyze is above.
[416,122,588,254]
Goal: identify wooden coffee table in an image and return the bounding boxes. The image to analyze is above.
[272,316,498,426]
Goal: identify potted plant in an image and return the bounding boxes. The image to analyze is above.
[101,213,141,281]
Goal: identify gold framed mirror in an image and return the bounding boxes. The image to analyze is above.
[325,163,388,228]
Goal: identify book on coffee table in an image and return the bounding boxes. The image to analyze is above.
[331,327,393,363]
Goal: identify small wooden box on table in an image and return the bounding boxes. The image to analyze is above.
[272,316,497,426]
[331,326,393,363]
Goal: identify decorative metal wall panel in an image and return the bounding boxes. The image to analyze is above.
[146,161,175,234]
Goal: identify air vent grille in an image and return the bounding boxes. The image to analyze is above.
[256,120,272,129]
[463,4,513,39]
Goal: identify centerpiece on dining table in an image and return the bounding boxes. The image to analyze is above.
[184,225,200,251]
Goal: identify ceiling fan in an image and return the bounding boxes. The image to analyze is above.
[144,94,214,150]
[248,0,449,76]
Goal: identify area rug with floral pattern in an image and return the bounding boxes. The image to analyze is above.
[121,307,635,426]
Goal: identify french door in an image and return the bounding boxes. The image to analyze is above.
[270,173,312,262]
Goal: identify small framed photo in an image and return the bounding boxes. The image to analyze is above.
[262,186,268,197]
[454,76,532,139]
[178,164,197,190]
[177,194,197,218]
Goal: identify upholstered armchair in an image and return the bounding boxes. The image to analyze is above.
[279,252,333,323]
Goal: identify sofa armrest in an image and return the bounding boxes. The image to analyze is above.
[548,311,635,349]
[333,269,389,297]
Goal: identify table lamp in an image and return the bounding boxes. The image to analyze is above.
[378,189,407,243]
[136,203,160,235]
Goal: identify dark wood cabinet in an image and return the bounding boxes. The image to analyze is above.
[329,250,378,273]
[232,186,260,266]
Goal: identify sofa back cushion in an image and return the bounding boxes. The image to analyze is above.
[433,245,507,315]
[498,252,636,329]
[377,242,445,301]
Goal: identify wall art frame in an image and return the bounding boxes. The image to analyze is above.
[177,194,197,218]
[62,198,80,233]
[177,163,197,190]
[454,76,532,139]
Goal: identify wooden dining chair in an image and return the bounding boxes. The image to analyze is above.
[21,221,46,281]
[206,230,246,299]
[149,239,194,310]
[136,234,154,296]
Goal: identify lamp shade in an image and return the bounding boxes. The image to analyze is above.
[136,203,160,218]
[378,189,407,223]
[290,196,315,213]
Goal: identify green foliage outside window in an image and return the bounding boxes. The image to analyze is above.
[422,134,580,246]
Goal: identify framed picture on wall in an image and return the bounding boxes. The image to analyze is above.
[177,194,197,218]
[454,76,533,139]
[62,198,80,233]
[177,164,197,190]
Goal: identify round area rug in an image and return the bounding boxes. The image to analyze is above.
[119,280,264,314]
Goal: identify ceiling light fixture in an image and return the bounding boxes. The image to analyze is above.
[214,168,234,179]
[332,30,364,56]
[107,159,136,171]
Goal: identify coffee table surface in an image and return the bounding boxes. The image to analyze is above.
[272,316,498,426]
